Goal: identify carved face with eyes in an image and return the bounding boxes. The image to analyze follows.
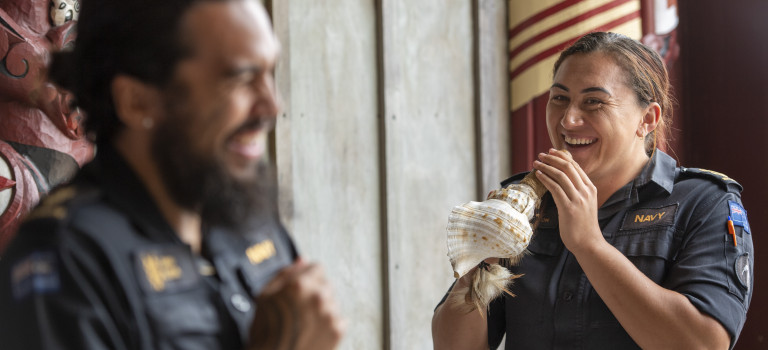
[50,0,80,27]
[545,52,658,186]
[0,0,87,147]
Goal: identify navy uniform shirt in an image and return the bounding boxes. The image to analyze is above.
[483,150,754,349]
[0,145,297,349]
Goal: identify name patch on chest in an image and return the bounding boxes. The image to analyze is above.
[134,246,199,294]
[621,204,678,230]
[246,239,276,265]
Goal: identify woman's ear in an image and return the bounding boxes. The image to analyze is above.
[638,102,661,136]
[110,75,163,131]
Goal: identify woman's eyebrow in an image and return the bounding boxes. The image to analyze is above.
[550,83,611,96]
[582,86,611,95]
[551,83,568,91]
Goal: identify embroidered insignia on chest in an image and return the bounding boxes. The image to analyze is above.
[735,253,751,290]
[621,204,678,230]
[134,246,199,293]
[728,200,751,234]
[11,251,60,300]
[246,239,276,265]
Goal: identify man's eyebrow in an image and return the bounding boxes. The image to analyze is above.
[226,65,264,76]
[221,64,271,80]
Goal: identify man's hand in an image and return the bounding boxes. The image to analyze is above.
[248,259,345,350]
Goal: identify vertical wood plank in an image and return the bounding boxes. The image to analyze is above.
[269,0,294,233]
[275,1,384,348]
[476,0,512,195]
[380,1,477,348]
[374,1,391,348]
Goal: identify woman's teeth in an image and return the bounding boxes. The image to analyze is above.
[564,136,595,145]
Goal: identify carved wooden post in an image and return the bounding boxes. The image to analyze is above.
[0,0,93,253]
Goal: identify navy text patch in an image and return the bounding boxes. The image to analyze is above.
[621,204,678,230]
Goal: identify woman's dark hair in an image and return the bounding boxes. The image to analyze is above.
[48,0,221,146]
[553,32,672,154]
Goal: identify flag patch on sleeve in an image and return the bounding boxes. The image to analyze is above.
[728,201,751,234]
[11,251,60,300]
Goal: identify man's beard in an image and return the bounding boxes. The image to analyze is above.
[150,104,277,232]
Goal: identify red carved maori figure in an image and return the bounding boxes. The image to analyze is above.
[0,0,94,253]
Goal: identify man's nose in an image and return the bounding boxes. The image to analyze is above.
[250,75,281,120]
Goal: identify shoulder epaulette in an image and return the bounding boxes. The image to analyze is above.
[500,171,531,188]
[24,183,101,223]
[678,167,743,193]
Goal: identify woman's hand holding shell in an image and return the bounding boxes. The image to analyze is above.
[445,172,547,311]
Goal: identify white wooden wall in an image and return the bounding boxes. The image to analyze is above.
[269,1,510,348]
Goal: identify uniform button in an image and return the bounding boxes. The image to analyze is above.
[563,291,574,302]
[231,293,252,312]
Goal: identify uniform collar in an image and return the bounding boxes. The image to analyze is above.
[598,150,677,219]
[80,144,180,242]
[632,149,676,195]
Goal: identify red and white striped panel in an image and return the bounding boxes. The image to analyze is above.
[509,0,643,112]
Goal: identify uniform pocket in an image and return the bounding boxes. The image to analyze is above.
[527,227,563,256]
[132,245,227,349]
[611,226,677,284]
[588,227,677,331]
[145,290,225,349]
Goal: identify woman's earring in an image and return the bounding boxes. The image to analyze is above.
[142,118,154,130]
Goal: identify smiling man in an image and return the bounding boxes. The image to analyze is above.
[0,0,344,349]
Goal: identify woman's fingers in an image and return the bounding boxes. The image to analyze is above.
[533,148,597,210]
[542,149,587,189]
[551,149,593,187]
[533,158,579,201]
[533,166,570,204]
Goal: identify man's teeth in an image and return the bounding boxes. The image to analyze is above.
[233,132,260,146]
[564,136,595,145]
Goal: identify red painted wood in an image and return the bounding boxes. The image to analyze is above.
[639,0,655,36]
[510,93,551,174]
[678,1,768,348]
[511,101,534,174]
[0,177,14,191]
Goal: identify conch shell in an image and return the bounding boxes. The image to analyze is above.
[445,171,547,311]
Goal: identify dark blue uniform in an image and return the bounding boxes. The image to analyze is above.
[440,150,753,349]
[0,145,297,349]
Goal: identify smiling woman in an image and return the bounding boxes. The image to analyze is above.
[546,51,659,205]
[433,32,754,350]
